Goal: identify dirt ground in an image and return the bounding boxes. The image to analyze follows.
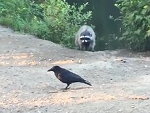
[0,25,150,113]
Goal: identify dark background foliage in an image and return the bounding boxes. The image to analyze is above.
[66,0,122,50]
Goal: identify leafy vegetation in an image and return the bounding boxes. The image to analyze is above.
[1,0,149,51]
[0,0,92,48]
[116,0,150,51]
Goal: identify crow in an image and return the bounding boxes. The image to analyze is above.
[47,66,92,89]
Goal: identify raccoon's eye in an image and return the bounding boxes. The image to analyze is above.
[81,40,85,43]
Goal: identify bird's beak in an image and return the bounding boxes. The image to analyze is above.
[47,69,52,72]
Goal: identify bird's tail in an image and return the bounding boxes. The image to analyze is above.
[83,80,92,86]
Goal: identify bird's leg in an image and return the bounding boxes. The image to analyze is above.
[65,84,70,90]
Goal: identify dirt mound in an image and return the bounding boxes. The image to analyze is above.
[0,26,150,113]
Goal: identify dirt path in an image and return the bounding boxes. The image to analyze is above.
[0,26,150,113]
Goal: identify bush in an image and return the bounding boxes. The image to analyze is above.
[115,0,150,51]
[0,0,92,48]
[42,0,92,47]
[0,0,30,30]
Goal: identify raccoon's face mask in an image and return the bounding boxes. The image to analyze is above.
[80,37,91,42]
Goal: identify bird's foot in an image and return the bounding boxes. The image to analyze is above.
[62,87,70,92]
[61,87,70,91]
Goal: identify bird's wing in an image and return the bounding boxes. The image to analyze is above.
[62,69,85,83]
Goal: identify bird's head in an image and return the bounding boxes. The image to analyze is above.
[47,65,61,72]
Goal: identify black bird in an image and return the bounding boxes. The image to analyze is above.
[47,66,92,89]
